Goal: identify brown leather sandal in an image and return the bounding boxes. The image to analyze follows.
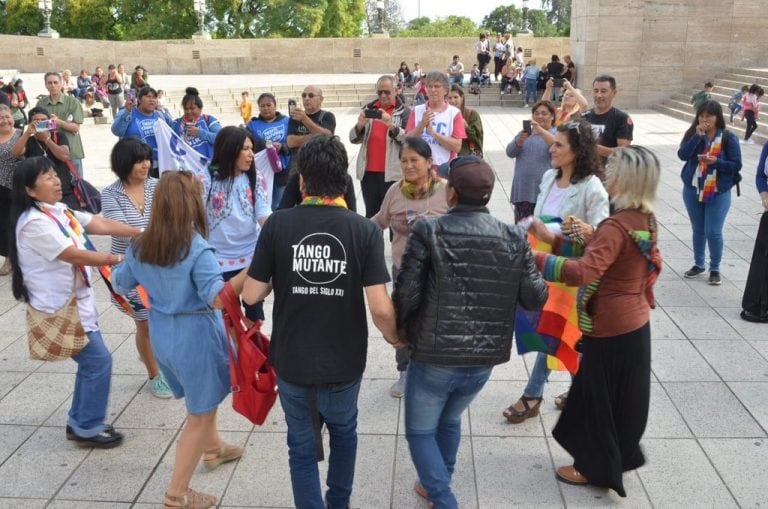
[502,396,543,423]
[556,465,588,486]
[163,488,216,509]
[203,442,244,471]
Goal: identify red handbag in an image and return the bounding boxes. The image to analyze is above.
[219,282,277,425]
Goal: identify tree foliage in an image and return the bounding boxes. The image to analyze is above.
[3,0,42,36]
[540,0,571,34]
[397,15,478,38]
[481,5,522,35]
[527,9,558,37]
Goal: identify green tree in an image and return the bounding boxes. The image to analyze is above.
[405,16,430,31]
[2,0,42,36]
[527,9,558,37]
[115,0,199,40]
[54,0,119,40]
[397,15,478,38]
[482,4,522,35]
[318,0,365,37]
[540,0,570,34]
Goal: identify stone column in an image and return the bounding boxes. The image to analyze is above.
[570,0,765,108]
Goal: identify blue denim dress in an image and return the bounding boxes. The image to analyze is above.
[112,234,229,415]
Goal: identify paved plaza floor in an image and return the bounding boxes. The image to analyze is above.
[1,74,767,508]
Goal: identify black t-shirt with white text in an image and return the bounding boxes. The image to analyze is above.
[248,205,389,385]
[584,107,634,149]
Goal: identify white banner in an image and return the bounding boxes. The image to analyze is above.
[153,120,210,175]
[254,149,274,209]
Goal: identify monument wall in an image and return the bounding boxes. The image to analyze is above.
[570,0,765,108]
[0,34,569,77]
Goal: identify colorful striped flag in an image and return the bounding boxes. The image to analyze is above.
[514,226,581,374]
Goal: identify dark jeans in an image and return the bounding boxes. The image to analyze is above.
[0,186,11,257]
[361,172,394,218]
[493,57,504,79]
[278,376,362,509]
[222,269,265,321]
[745,110,758,140]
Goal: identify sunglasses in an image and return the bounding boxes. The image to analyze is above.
[376,90,392,96]
[301,92,319,99]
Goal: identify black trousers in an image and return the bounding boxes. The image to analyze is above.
[361,172,394,219]
[553,322,651,498]
[742,211,768,320]
[0,186,12,257]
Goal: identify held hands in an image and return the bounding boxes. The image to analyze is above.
[419,111,435,132]
[698,154,717,165]
[529,217,557,245]
[185,124,200,137]
[531,120,547,136]
[516,131,530,147]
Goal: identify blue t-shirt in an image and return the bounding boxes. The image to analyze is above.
[173,114,221,161]
[247,114,291,172]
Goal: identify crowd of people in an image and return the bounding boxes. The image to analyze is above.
[0,62,766,509]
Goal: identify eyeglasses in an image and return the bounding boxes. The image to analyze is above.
[301,92,319,99]
[376,90,392,96]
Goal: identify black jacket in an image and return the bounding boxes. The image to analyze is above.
[393,205,548,366]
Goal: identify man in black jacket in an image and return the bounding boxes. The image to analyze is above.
[393,156,548,508]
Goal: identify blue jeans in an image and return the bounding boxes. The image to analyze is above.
[71,159,83,178]
[277,376,362,509]
[67,329,113,438]
[448,74,464,87]
[405,362,492,509]
[682,186,732,272]
[272,184,286,211]
[523,352,550,398]
[525,79,538,105]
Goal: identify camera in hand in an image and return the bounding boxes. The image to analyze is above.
[364,108,383,119]
[523,120,532,135]
[35,119,56,132]
[553,78,565,87]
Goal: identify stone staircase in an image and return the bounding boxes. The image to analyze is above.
[653,67,768,145]
[159,79,529,118]
[83,79,531,125]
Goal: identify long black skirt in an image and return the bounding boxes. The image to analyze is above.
[741,211,768,322]
[552,322,651,498]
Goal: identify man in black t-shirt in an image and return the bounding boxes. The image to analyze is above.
[286,85,336,154]
[583,74,633,160]
[243,135,401,509]
[546,55,565,101]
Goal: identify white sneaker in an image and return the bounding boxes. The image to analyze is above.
[746,139,755,145]
[389,372,407,398]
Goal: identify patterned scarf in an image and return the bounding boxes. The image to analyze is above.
[540,213,662,334]
[691,129,723,203]
[301,195,348,208]
[400,176,441,201]
[36,204,148,314]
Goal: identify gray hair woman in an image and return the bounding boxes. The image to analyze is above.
[405,71,466,168]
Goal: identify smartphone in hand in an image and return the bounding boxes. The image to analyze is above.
[364,108,383,119]
[287,99,297,115]
[523,120,532,134]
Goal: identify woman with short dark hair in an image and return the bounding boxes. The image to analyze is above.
[102,137,171,399]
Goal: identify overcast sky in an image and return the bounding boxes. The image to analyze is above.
[399,0,528,25]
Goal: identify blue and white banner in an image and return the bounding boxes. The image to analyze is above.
[153,120,209,175]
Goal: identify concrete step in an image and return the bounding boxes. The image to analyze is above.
[652,103,768,145]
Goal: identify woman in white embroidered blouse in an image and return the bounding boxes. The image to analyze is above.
[102,137,172,399]
[204,126,271,323]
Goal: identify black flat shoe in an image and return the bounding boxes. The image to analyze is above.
[740,310,768,323]
[66,424,115,440]
[67,426,123,449]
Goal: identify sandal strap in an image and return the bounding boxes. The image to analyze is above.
[164,488,215,509]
